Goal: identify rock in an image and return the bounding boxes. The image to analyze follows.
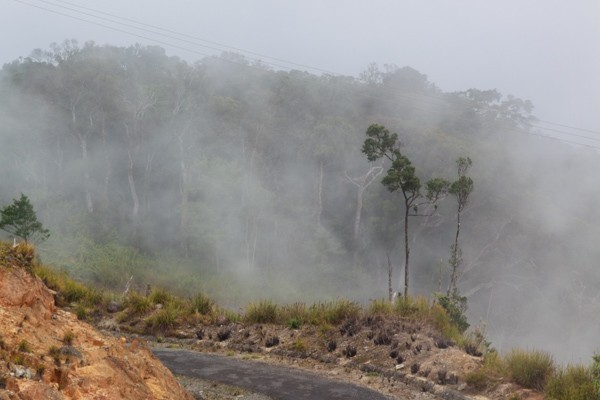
[106,300,121,313]
[0,256,194,400]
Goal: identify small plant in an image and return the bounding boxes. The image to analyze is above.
[288,318,302,329]
[36,364,46,378]
[505,348,554,390]
[545,364,599,400]
[434,291,469,333]
[292,339,307,352]
[244,300,279,324]
[145,303,181,332]
[189,292,213,315]
[75,305,88,321]
[464,369,489,390]
[368,298,393,316]
[63,331,76,345]
[149,288,175,306]
[124,291,152,316]
[18,339,31,353]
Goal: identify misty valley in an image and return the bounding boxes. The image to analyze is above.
[2,40,600,366]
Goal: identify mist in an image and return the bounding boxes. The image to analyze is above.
[1,40,599,365]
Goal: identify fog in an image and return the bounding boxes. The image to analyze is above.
[2,1,600,364]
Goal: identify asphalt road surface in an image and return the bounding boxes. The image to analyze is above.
[154,348,392,400]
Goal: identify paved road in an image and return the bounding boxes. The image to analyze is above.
[154,348,392,400]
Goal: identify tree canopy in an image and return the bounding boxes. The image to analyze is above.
[0,194,49,243]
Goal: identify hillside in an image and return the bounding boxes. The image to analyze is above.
[1,42,600,362]
[0,242,193,400]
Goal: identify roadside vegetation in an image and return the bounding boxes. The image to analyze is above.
[3,240,600,398]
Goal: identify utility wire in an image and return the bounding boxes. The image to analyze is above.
[10,0,600,148]
[43,0,339,75]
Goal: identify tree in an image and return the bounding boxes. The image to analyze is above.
[363,124,448,298]
[447,157,474,295]
[0,194,50,243]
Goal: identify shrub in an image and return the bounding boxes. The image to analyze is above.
[368,299,393,316]
[63,331,75,345]
[434,292,469,333]
[124,291,152,316]
[505,348,554,390]
[288,318,302,329]
[145,303,181,332]
[189,292,213,315]
[149,288,175,306]
[244,300,279,324]
[292,339,307,352]
[308,299,361,325]
[17,340,31,353]
[545,364,599,400]
[281,302,309,324]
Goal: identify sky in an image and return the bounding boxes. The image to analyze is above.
[2,0,600,142]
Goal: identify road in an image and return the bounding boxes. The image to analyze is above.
[153,348,393,400]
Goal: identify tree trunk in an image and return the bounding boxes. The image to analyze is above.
[127,146,140,218]
[387,251,393,302]
[403,204,410,299]
[448,207,461,294]
[71,108,93,213]
[316,160,324,228]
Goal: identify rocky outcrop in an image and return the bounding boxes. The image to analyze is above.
[0,244,193,400]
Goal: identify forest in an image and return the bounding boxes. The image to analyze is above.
[1,40,599,362]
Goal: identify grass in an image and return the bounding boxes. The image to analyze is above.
[145,303,182,332]
[189,292,213,315]
[504,348,555,390]
[17,340,31,353]
[149,287,176,306]
[63,331,76,346]
[244,300,279,324]
[545,364,600,400]
[123,291,153,316]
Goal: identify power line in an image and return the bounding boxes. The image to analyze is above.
[10,0,600,148]
[45,0,339,75]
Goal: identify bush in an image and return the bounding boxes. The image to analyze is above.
[281,302,309,325]
[63,331,75,345]
[434,292,469,333]
[368,299,393,316]
[149,288,175,306]
[17,340,31,353]
[545,364,599,400]
[394,295,430,318]
[244,300,279,324]
[189,292,213,315]
[505,348,554,390]
[145,303,181,332]
[124,291,152,316]
[308,299,361,325]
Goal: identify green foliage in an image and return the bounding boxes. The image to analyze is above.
[17,340,31,353]
[593,353,600,397]
[145,303,182,332]
[368,298,393,315]
[149,287,175,306]
[62,331,75,345]
[308,299,362,325]
[434,292,469,333]
[123,291,152,316]
[545,364,599,400]
[189,292,213,315]
[33,264,105,307]
[394,295,430,317]
[0,194,49,243]
[287,318,302,329]
[505,348,554,390]
[244,300,279,324]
